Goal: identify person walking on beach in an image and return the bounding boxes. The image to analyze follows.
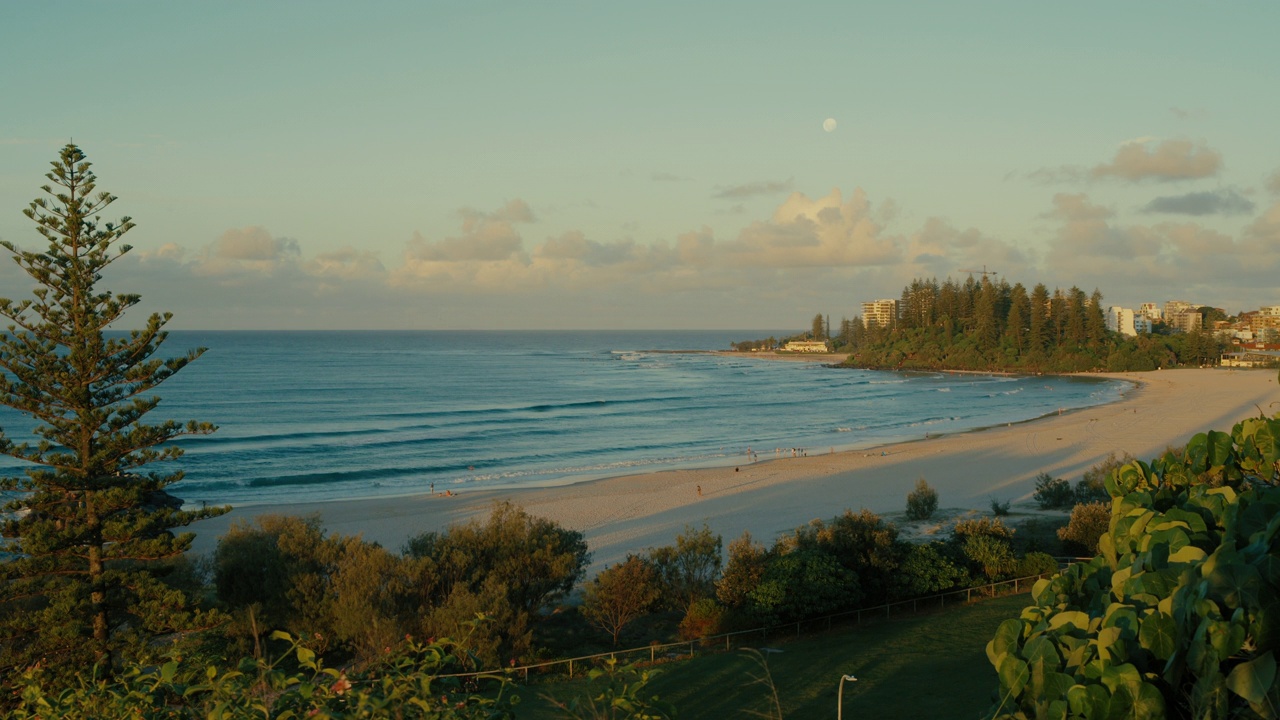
[696,484,702,497]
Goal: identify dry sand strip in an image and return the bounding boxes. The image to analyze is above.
[187,368,1280,570]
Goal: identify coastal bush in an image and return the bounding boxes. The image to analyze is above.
[214,514,416,661]
[1014,551,1058,579]
[1032,471,1074,509]
[893,542,968,598]
[786,509,903,605]
[987,412,1280,719]
[647,524,723,612]
[422,577,532,668]
[678,598,727,642]
[581,555,661,647]
[952,516,1015,542]
[905,477,940,520]
[1074,451,1131,504]
[962,534,1017,581]
[403,500,590,616]
[716,531,768,609]
[1055,500,1110,556]
[747,548,859,625]
[989,497,1012,516]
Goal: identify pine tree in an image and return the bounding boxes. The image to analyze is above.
[0,144,227,672]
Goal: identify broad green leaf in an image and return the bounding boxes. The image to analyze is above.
[988,618,1023,667]
[1191,672,1229,718]
[1167,545,1206,564]
[1100,662,1142,697]
[999,654,1030,696]
[1137,612,1176,660]
[1024,636,1062,674]
[1049,611,1091,634]
[1067,683,1110,718]
[1225,651,1276,706]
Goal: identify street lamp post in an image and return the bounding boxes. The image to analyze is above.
[838,674,857,720]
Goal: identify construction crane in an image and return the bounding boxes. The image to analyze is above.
[959,265,998,278]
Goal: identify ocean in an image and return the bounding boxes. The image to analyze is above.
[0,330,1130,507]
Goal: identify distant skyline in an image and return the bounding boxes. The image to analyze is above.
[2,2,1278,330]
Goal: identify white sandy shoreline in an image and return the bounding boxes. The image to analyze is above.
[187,367,1280,570]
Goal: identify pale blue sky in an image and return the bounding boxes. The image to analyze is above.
[2,2,1277,329]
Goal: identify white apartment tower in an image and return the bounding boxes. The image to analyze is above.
[1106,306,1137,336]
[861,299,899,328]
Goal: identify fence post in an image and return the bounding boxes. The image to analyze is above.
[726,635,730,651]
[568,659,573,678]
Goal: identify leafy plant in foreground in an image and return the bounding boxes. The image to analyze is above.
[987,412,1280,719]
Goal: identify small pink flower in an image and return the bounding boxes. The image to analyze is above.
[330,675,352,695]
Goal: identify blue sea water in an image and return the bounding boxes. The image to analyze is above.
[0,330,1131,507]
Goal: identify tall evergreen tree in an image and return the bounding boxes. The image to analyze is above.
[1028,283,1051,356]
[0,144,227,671]
[1005,283,1030,353]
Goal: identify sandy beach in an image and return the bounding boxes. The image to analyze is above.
[187,366,1280,569]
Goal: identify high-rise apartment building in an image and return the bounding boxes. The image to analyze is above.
[861,299,899,328]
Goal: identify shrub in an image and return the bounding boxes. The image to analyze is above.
[893,542,968,598]
[747,548,859,624]
[1015,551,1059,578]
[784,509,903,605]
[646,524,722,612]
[989,497,1011,516]
[1032,472,1074,509]
[677,598,726,642]
[963,535,1017,581]
[952,517,1014,542]
[581,556,661,647]
[1056,501,1110,555]
[1074,452,1130,503]
[905,477,939,520]
[716,531,767,609]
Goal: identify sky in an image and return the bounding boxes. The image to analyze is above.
[1,2,1278,330]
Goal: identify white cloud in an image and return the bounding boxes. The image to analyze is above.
[1090,139,1221,182]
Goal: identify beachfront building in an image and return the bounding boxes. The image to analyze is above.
[1134,315,1153,334]
[861,299,898,328]
[784,340,831,353]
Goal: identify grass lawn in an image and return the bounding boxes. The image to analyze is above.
[517,592,1030,719]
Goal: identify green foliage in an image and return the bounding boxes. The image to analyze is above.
[677,598,726,642]
[0,144,228,673]
[988,412,1280,719]
[1015,552,1059,579]
[906,477,940,520]
[786,509,903,605]
[581,556,661,646]
[1033,472,1075,510]
[990,497,1012,516]
[1055,501,1110,556]
[716,531,767,609]
[747,548,859,625]
[405,500,590,616]
[1076,452,1130,504]
[894,542,969,598]
[542,658,675,720]
[214,514,417,662]
[843,275,1226,373]
[5,631,516,718]
[646,524,722,612]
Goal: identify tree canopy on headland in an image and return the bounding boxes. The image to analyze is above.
[735,275,1226,373]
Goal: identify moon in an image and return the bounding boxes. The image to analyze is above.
[823,118,837,133]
